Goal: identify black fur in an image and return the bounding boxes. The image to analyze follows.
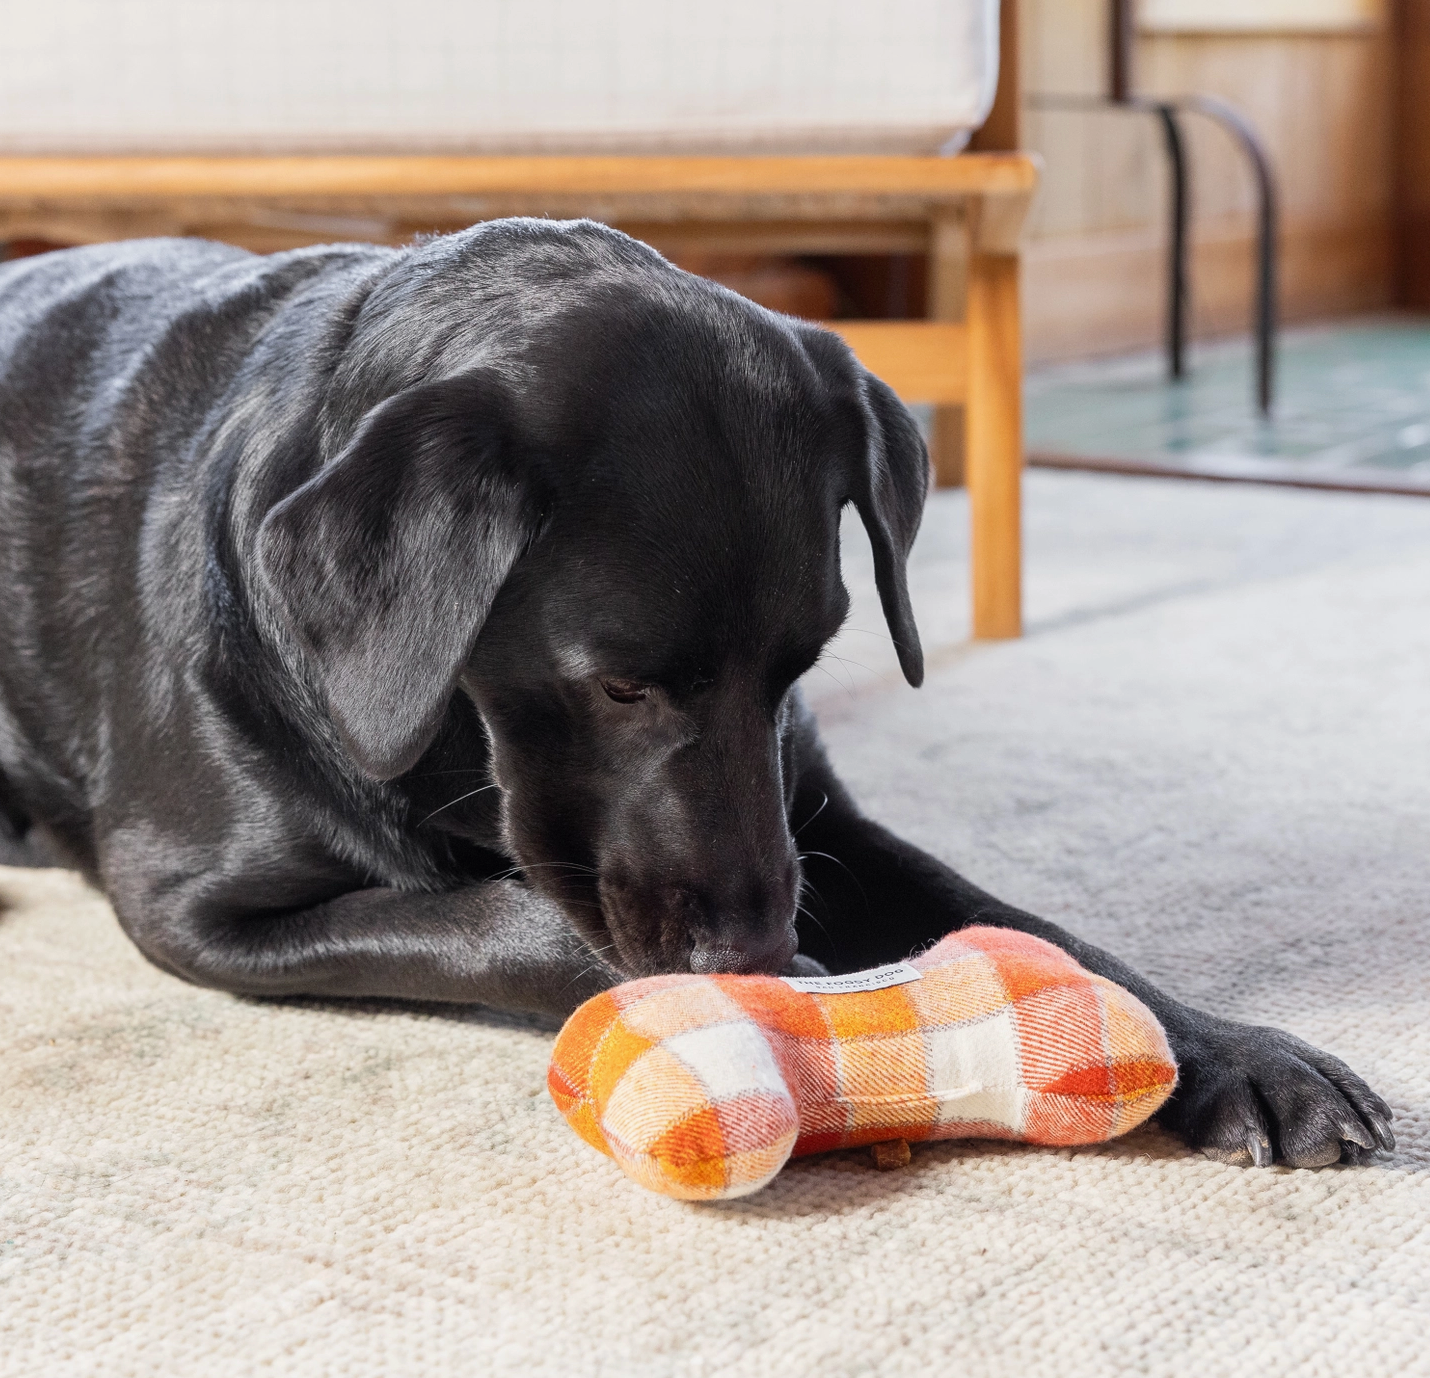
[0,220,1392,1168]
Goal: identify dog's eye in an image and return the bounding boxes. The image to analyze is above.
[602,679,650,704]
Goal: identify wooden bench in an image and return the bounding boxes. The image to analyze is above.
[0,151,1038,638]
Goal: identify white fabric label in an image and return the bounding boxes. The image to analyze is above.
[781,962,922,995]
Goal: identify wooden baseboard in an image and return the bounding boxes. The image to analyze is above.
[1024,216,1394,364]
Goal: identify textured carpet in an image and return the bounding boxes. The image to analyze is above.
[3,471,1428,1377]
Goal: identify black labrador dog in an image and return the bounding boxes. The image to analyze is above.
[0,220,1392,1169]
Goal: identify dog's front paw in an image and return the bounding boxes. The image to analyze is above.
[782,953,831,979]
[1160,1018,1394,1168]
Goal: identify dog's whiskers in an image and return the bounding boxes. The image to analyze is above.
[487,860,600,886]
[798,849,871,917]
[794,893,834,949]
[416,783,500,827]
[793,791,829,838]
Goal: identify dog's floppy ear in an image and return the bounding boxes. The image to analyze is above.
[256,372,541,780]
[853,372,930,687]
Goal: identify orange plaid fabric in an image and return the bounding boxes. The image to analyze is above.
[548,926,1177,1200]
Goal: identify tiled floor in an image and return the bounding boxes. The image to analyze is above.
[1024,317,1430,495]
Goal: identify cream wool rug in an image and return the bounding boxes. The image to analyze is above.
[3,472,1428,1377]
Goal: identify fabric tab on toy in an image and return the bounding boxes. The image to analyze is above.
[781,961,922,994]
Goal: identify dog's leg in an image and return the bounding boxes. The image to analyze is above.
[788,744,1395,1169]
[107,870,619,1020]
[0,767,95,872]
[0,769,74,870]
[0,764,34,865]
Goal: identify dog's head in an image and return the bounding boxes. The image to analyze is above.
[257,226,928,977]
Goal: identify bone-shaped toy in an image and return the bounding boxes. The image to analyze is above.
[548,926,1177,1199]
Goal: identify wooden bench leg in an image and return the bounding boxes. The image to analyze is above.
[965,251,1023,639]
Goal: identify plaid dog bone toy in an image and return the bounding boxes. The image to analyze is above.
[548,926,1177,1200]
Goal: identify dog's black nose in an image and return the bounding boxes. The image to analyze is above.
[689,927,798,976]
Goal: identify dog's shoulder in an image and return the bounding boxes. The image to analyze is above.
[0,238,397,424]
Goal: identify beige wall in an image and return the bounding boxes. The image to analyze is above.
[1021,0,1396,362]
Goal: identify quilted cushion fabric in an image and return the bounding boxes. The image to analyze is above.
[0,0,998,155]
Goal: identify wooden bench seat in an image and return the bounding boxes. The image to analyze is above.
[0,152,1038,638]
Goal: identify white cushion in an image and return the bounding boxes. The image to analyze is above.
[0,0,998,156]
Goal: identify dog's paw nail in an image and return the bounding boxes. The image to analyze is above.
[1339,1119,1376,1152]
[1367,1112,1396,1152]
[870,1139,912,1171]
[1281,1139,1343,1169]
[1205,1133,1273,1168]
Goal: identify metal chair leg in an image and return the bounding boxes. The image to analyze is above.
[1153,103,1190,383]
[1183,95,1279,415]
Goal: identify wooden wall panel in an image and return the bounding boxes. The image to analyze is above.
[1021,1,1398,361]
